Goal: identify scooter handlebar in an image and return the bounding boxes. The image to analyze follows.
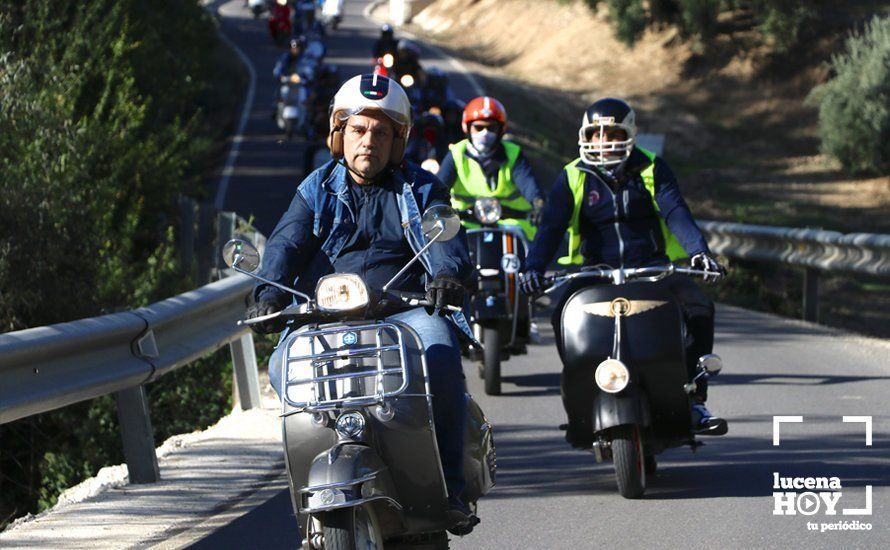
[542,263,725,293]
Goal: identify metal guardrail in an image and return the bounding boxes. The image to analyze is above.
[1,211,887,485]
[0,212,266,484]
[699,221,890,322]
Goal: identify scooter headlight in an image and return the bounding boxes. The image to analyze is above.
[335,411,366,440]
[315,274,369,312]
[383,53,394,68]
[594,359,630,394]
[474,197,502,225]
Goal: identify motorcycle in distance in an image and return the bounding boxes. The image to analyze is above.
[320,0,345,30]
[221,205,495,549]
[407,110,448,175]
[539,264,727,498]
[458,198,532,396]
[373,53,396,78]
[276,40,327,140]
[268,0,292,47]
[277,72,304,140]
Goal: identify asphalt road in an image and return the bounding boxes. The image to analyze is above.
[200,1,890,548]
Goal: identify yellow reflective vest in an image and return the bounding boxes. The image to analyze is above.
[448,139,535,240]
[557,147,687,265]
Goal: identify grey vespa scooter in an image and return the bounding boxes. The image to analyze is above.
[222,206,495,549]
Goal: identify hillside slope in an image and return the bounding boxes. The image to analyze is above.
[412,0,890,233]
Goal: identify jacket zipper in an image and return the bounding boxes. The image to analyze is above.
[601,182,625,269]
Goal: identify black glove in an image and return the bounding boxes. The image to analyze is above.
[245,293,290,334]
[519,270,546,296]
[530,197,546,227]
[425,274,465,313]
[691,253,727,283]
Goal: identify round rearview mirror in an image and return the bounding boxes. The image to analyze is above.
[222,239,260,272]
[421,205,460,242]
[697,354,723,376]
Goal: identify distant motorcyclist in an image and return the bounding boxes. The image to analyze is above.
[392,38,424,89]
[372,23,398,59]
[272,36,307,81]
[293,0,326,38]
[437,96,545,241]
[246,74,479,534]
[519,97,727,446]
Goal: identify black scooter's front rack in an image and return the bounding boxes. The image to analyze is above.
[283,322,411,411]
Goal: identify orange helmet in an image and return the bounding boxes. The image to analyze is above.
[461,96,507,134]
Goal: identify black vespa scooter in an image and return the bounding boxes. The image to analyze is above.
[222,206,495,549]
[458,197,533,396]
[542,264,726,499]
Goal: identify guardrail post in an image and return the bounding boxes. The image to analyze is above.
[114,385,160,483]
[230,332,262,410]
[803,267,819,323]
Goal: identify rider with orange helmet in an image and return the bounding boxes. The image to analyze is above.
[437,96,545,239]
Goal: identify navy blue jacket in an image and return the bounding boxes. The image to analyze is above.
[525,148,709,272]
[255,160,472,304]
[437,141,544,203]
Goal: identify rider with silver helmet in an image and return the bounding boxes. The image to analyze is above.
[520,98,727,445]
[245,74,479,533]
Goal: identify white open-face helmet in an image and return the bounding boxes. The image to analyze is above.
[328,74,413,166]
[578,98,637,167]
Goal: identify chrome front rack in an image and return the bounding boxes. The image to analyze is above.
[283,322,410,412]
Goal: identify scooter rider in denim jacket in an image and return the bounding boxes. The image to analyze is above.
[246,74,479,532]
[520,98,727,447]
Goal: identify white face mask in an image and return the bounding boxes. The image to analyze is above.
[470,129,498,154]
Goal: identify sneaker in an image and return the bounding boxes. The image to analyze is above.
[446,494,480,536]
[691,402,728,436]
[529,321,543,344]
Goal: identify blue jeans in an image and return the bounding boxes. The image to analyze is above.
[268,307,468,497]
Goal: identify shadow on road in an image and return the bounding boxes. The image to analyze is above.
[487,423,889,501]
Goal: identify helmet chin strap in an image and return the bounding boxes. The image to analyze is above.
[338,158,392,185]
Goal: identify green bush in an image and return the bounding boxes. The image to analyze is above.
[808,15,890,175]
[0,0,239,529]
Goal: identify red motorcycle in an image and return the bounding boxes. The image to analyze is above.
[372,53,395,77]
[268,0,292,47]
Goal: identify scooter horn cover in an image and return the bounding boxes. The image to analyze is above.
[327,73,412,166]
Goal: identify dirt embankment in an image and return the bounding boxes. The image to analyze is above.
[411,0,890,234]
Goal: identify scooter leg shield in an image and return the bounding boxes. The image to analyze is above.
[561,366,595,446]
[462,395,496,502]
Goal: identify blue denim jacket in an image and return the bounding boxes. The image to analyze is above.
[255,160,474,337]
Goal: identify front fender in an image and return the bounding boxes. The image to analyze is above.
[299,443,400,515]
[594,387,651,432]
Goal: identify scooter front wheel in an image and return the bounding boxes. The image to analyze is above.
[611,424,646,499]
[322,505,382,550]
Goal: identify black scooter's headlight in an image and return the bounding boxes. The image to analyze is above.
[595,359,630,393]
[474,197,502,225]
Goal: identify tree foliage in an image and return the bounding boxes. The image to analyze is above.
[0,0,237,528]
[808,15,890,175]
[583,0,817,50]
